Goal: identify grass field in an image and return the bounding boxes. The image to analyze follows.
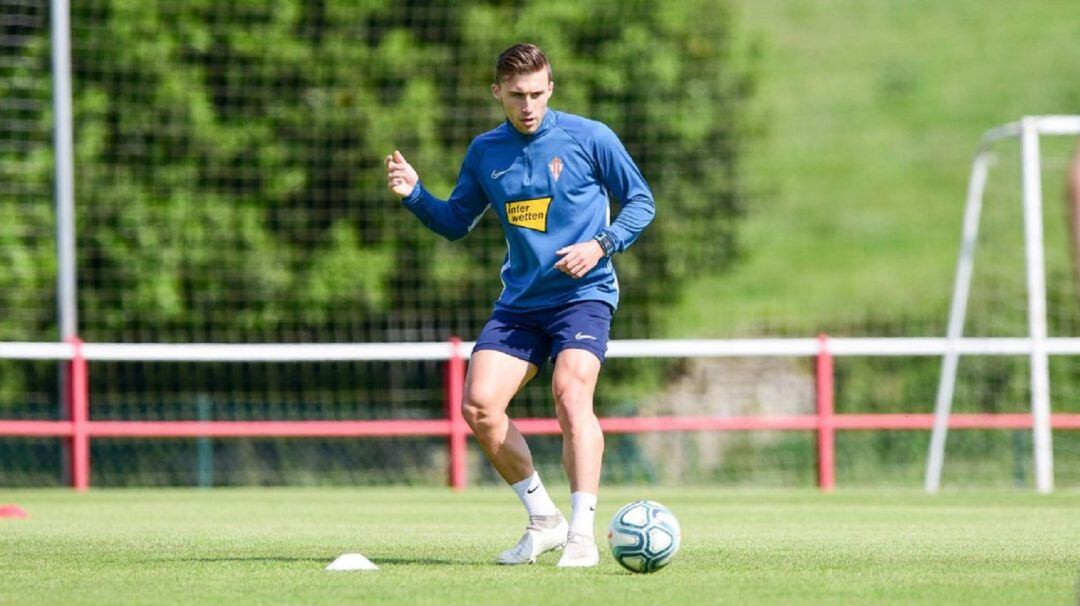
[3,487,1079,605]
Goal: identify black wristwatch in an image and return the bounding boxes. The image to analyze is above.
[593,232,616,257]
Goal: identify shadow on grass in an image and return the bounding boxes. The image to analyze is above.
[364,557,461,566]
[178,556,329,563]
[174,555,465,566]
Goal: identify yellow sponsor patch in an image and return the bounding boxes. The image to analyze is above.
[505,197,552,232]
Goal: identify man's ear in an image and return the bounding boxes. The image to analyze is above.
[491,83,500,100]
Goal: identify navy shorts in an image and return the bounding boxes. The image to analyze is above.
[473,300,614,368]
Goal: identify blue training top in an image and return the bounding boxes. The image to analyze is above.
[401,110,655,311]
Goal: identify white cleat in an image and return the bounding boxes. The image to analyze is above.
[495,514,569,565]
[556,532,599,568]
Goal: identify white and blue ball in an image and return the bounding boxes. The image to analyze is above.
[607,500,680,573]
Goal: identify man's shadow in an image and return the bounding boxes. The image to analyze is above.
[176,555,461,566]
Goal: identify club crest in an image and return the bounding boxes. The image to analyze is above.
[548,156,563,181]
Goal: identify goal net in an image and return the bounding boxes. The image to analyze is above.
[927,117,1080,492]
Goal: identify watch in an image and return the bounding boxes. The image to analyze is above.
[593,232,616,256]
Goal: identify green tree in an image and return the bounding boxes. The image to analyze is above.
[5,0,754,344]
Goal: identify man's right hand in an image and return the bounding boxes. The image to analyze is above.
[385,150,419,198]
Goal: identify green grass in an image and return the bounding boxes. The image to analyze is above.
[4,487,1080,604]
[669,0,1080,337]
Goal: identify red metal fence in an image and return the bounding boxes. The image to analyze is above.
[4,335,1080,491]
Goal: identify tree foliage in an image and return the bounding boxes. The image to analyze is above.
[2,0,754,345]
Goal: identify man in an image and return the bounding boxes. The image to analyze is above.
[385,43,654,568]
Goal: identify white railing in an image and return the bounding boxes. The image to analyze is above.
[9,336,1080,361]
[5,336,1080,492]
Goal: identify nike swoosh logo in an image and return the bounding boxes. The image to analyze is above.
[526,485,539,494]
[491,167,513,179]
[589,505,596,511]
[575,332,597,341]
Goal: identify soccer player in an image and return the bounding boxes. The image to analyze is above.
[385,43,655,567]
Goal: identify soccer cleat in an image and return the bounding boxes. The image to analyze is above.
[556,532,599,568]
[495,514,568,565]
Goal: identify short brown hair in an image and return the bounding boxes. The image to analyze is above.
[495,44,551,83]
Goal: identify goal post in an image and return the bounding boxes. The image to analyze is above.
[927,115,1080,494]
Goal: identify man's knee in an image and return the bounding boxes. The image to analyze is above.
[553,376,595,429]
[462,385,508,433]
[553,375,584,410]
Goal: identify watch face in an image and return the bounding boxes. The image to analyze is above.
[595,233,615,255]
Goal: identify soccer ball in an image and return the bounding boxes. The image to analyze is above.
[607,500,680,573]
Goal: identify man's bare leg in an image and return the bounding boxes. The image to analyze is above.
[551,348,604,567]
[461,350,538,483]
[552,348,604,492]
[462,349,567,564]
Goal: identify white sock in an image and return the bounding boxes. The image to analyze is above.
[511,471,559,517]
[568,491,597,537]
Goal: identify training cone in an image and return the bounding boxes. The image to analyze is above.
[0,505,27,518]
[325,553,378,571]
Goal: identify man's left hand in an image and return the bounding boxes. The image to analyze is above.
[554,240,605,279]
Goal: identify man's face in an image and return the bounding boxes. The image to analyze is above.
[492,69,554,134]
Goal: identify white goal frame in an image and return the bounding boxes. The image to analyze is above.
[926,115,1080,494]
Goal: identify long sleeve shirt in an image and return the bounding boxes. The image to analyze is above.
[402,110,655,311]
